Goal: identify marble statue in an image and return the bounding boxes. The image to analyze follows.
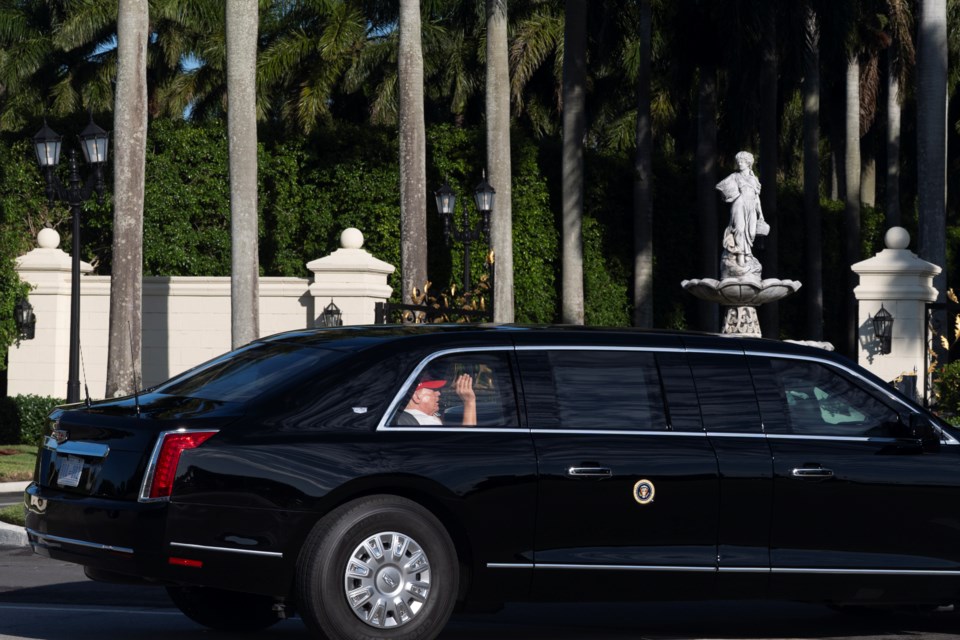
[681,150,800,337]
[716,150,769,279]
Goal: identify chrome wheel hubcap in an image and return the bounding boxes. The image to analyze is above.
[343,531,431,628]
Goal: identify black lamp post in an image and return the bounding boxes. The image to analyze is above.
[873,304,894,355]
[33,116,109,403]
[14,297,36,340]
[321,299,343,327]
[434,175,495,293]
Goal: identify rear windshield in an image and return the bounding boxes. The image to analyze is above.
[151,342,345,403]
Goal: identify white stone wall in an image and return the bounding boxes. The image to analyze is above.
[8,228,394,400]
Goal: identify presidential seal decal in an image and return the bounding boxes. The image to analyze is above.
[633,479,655,505]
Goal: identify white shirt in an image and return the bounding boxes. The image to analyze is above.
[404,409,443,426]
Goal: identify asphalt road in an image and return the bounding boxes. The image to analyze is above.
[2,546,960,640]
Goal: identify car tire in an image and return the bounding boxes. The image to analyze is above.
[165,585,280,631]
[296,495,459,640]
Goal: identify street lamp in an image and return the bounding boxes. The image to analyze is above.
[32,115,109,403]
[434,175,495,293]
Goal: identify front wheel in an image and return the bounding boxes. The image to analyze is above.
[296,495,459,640]
[165,585,280,631]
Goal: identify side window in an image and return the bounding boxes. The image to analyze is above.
[520,350,666,431]
[389,352,518,428]
[770,358,900,437]
[688,352,762,433]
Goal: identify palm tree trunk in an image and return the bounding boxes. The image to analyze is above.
[633,0,653,329]
[695,63,717,332]
[917,0,948,370]
[486,0,513,322]
[802,4,822,341]
[843,52,861,357]
[105,0,148,398]
[561,0,586,325]
[399,0,427,305]
[885,52,901,229]
[226,1,259,348]
[758,0,778,339]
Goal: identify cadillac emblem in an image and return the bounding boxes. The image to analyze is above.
[51,428,69,445]
[633,479,655,505]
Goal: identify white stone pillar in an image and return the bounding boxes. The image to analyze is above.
[307,228,395,326]
[9,228,96,399]
[852,227,940,398]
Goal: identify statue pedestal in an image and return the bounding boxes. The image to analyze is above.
[722,306,760,337]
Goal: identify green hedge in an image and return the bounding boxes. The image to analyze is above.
[0,395,63,445]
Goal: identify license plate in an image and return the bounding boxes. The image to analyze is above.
[57,455,84,488]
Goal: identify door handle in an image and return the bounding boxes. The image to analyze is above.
[791,467,834,479]
[567,467,612,478]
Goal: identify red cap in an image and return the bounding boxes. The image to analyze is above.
[416,379,446,391]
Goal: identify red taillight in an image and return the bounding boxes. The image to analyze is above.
[147,431,217,499]
[169,557,203,568]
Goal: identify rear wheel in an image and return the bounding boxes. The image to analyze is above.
[165,585,280,631]
[296,495,458,640]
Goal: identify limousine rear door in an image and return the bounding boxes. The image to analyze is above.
[749,354,960,605]
[517,347,721,601]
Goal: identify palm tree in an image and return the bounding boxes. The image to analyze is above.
[486,0,514,322]
[917,0,948,363]
[398,0,427,304]
[560,0,585,325]
[226,1,259,347]
[104,0,148,398]
[843,51,861,357]
[883,0,914,230]
[758,0,778,339]
[802,2,822,341]
[633,0,653,329]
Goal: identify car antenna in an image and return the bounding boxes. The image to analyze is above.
[79,343,92,408]
[129,321,141,417]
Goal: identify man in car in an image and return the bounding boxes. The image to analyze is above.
[398,374,476,426]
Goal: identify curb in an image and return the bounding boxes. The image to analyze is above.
[0,481,29,548]
[0,519,27,547]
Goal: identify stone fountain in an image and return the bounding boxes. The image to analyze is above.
[681,151,801,337]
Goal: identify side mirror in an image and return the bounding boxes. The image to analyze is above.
[908,413,941,452]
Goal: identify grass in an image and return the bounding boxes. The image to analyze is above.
[0,444,36,482]
[0,504,24,527]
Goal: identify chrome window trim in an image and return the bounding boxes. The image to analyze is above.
[377,346,517,432]
[42,438,110,458]
[534,428,704,437]
[486,561,960,577]
[170,541,283,559]
[27,528,134,555]
[376,343,954,443]
[138,428,220,503]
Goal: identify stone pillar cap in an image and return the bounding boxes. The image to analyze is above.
[851,226,942,276]
[16,227,94,273]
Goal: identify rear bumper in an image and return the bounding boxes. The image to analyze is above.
[24,482,302,597]
[25,482,169,581]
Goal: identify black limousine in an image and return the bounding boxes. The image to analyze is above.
[23,325,960,639]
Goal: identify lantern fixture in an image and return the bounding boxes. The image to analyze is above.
[78,115,110,165]
[321,299,343,327]
[14,297,36,341]
[32,120,62,168]
[873,304,894,355]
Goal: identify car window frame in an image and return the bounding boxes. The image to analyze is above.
[377,346,524,432]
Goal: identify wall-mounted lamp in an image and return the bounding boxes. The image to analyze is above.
[873,304,894,355]
[14,297,36,340]
[321,299,342,327]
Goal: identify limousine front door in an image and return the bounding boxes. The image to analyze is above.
[751,355,960,604]
[517,349,720,601]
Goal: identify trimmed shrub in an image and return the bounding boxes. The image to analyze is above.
[13,395,63,446]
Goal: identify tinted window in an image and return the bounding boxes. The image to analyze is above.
[390,352,519,428]
[521,350,666,430]
[770,358,900,437]
[153,343,343,403]
[688,352,761,433]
